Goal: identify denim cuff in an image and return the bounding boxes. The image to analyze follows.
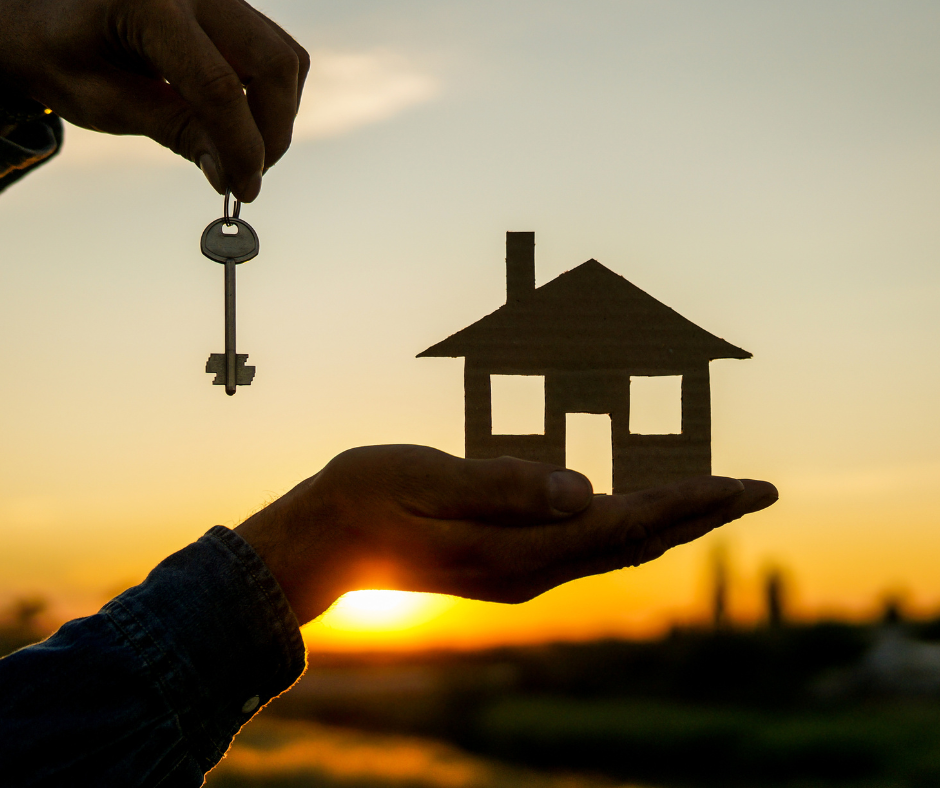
[0,114,62,193]
[103,526,307,773]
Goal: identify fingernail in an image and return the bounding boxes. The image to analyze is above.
[720,478,746,496]
[549,470,593,513]
[749,481,779,510]
[199,154,224,195]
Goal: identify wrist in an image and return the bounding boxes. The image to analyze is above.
[234,486,353,626]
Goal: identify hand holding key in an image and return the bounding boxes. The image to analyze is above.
[202,192,258,395]
[0,0,308,201]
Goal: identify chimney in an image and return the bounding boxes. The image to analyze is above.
[506,231,535,306]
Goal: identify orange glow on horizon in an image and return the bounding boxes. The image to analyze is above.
[318,590,458,634]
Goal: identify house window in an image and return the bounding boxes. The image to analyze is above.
[491,375,545,435]
[566,413,612,495]
[629,376,682,435]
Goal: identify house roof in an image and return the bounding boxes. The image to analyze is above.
[417,259,751,369]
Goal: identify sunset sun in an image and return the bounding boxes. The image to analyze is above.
[320,590,456,633]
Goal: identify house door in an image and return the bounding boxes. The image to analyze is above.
[565,413,612,495]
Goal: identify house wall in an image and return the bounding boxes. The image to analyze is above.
[464,361,565,464]
[613,364,711,493]
[464,362,712,494]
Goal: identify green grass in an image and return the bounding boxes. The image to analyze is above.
[474,697,940,787]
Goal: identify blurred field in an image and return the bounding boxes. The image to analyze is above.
[475,697,940,787]
[9,595,940,786]
[206,716,642,788]
[254,619,940,788]
[207,695,940,788]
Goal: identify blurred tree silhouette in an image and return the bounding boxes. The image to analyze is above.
[764,567,787,630]
[0,596,50,657]
[711,546,729,631]
[882,594,906,626]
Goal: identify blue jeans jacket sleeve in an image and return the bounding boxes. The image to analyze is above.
[0,526,307,787]
[0,114,63,194]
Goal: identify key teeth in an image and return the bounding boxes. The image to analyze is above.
[206,353,226,385]
[236,354,256,385]
[206,353,255,386]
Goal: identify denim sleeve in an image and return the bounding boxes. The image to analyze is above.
[0,526,307,787]
[0,114,63,194]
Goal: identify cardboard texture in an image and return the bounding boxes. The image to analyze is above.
[418,232,751,494]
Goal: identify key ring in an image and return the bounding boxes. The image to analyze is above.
[223,189,241,223]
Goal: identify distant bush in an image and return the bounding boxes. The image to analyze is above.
[474,696,940,786]
[0,597,50,658]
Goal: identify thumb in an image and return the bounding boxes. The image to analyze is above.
[392,448,594,523]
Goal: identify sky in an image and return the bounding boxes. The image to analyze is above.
[2,0,939,649]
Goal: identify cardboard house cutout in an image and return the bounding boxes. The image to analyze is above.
[418,232,751,494]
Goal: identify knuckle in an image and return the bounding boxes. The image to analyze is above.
[296,47,311,79]
[491,455,517,475]
[157,106,197,158]
[498,571,552,604]
[325,447,375,483]
[625,533,667,567]
[242,135,267,169]
[492,456,530,504]
[259,47,301,82]
[147,0,186,16]
[197,67,245,108]
[471,573,538,605]
[129,0,182,38]
[497,588,537,605]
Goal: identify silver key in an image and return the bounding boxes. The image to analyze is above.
[201,192,258,395]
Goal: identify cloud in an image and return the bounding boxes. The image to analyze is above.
[58,50,440,167]
[294,49,441,141]
[59,125,182,169]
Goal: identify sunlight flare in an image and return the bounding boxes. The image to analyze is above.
[321,590,456,633]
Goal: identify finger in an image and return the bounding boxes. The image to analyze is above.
[470,477,763,594]
[235,0,310,117]
[622,478,779,565]
[140,6,265,201]
[620,475,747,531]
[64,72,225,194]
[734,479,779,512]
[551,477,777,580]
[198,0,304,171]
[373,447,595,522]
[401,475,759,604]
